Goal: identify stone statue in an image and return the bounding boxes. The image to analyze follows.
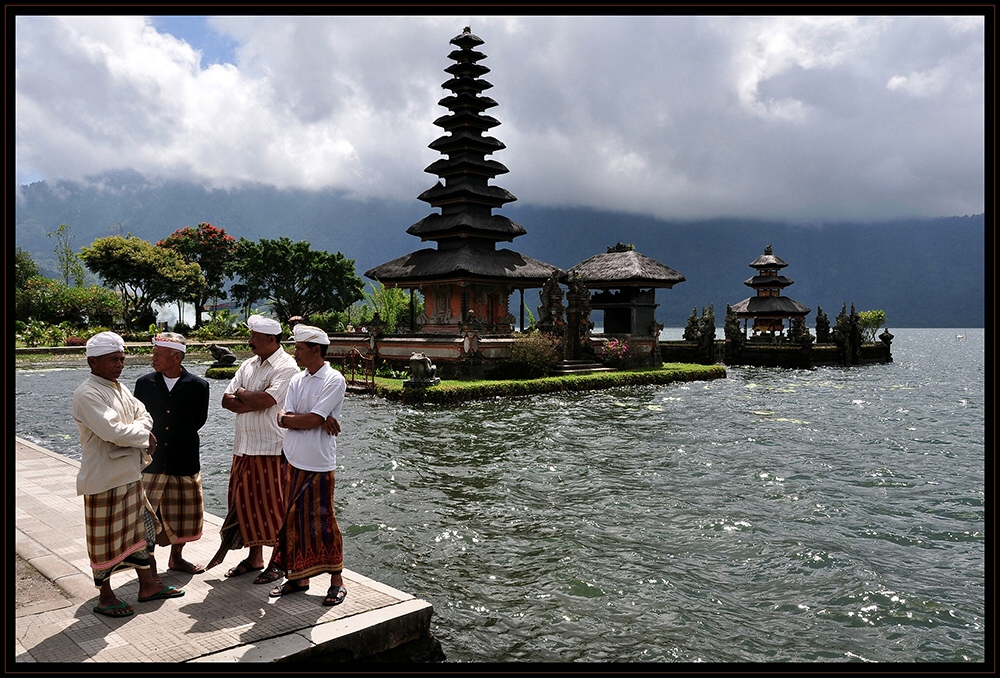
[536,271,565,334]
[814,307,831,343]
[403,352,440,388]
[208,344,237,368]
[683,308,700,342]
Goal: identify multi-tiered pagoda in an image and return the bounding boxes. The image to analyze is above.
[730,245,810,338]
[365,28,561,335]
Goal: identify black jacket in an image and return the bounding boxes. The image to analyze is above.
[134,367,210,476]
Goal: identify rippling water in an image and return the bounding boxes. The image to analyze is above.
[15,328,985,663]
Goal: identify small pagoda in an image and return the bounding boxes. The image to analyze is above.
[365,28,561,335]
[730,245,810,339]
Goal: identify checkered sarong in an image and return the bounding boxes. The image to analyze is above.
[83,480,156,587]
[143,472,204,545]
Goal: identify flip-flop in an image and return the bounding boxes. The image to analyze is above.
[269,581,309,598]
[253,566,285,585]
[168,563,206,575]
[138,585,185,603]
[323,585,347,607]
[93,601,135,617]
[225,559,263,578]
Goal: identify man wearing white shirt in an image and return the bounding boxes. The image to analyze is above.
[207,315,299,582]
[264,324,349,606]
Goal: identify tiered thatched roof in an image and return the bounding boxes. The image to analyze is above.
[732,245,810,318]
[366,246,560,285]
[365,27,561,287]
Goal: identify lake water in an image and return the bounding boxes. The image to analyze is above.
[14,328,985,663]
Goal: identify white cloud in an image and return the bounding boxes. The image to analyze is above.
[14,14,985,220]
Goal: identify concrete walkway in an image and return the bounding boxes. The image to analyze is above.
[14,438,433,663]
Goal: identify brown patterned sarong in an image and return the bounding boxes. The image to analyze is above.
[205,455,285,571]
[268,465,343,581]
[84,481,156,587]
[143,472,204,545]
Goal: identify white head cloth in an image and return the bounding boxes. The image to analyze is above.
[246,314,282,334]
[293,324,331,345]
[86,331,126,357]
[152,334,186,353]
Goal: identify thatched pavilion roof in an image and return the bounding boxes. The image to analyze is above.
[365,245,563,287]
[731,296,811,316]
[566,249,686,289]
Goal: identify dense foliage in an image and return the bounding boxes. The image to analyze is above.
[157,222,238,328]
[15,276,123,327]
[15,247,40,288]
[80,235,203,329]
[858,309,887,342]
[229,236,364,323]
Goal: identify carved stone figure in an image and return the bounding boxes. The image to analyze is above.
[403,352,441,388]
[536,271,565,334]
[208,344,237,368]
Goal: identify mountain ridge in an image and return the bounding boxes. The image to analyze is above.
[14,172,985,328]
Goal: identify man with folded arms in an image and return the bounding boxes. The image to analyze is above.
[262,324,349,606]
[208,315,299,583]
[73,331,184,617]
[134,332,210,577]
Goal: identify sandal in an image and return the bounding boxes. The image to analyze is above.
[225,559,263,578]
[323,585,348,607]
[269,580,309,597]
[93,601,135,617]
[253,566,285,585]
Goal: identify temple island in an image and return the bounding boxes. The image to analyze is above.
[307,29,891,383]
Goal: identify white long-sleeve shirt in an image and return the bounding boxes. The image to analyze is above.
[72,373,153,495]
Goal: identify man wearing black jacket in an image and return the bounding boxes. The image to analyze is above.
[134,332,210,576]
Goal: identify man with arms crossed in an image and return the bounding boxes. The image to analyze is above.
[261,324,348,606]
[207,315,299,583]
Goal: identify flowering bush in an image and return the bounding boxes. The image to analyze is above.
[600,337,634,369]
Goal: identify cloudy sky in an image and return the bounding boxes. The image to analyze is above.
[14,13,985,221]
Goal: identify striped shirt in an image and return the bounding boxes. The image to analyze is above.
[225,345,300,456]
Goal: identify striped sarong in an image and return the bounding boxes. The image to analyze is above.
[206,455,285,571]
[84,480,156,587]
[143,472,204,545]
[268,465,343,581]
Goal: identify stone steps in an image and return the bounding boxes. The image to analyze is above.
[550,359,615,375]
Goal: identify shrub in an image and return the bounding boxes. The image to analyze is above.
[18,319,66,348]
[173,321,193,335]
[65,336,87,346]
[508,331,562,378]
[600,337,635,369]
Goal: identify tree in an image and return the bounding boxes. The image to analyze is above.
[15,247,39,288]
[356,281,421,333]
[857,309,887,343]
[47,224,88,286]
[80,235,203,329]
[158,222,239,329]
[229,237,364,323]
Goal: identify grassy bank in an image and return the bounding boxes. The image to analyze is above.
[370,363,726,404]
